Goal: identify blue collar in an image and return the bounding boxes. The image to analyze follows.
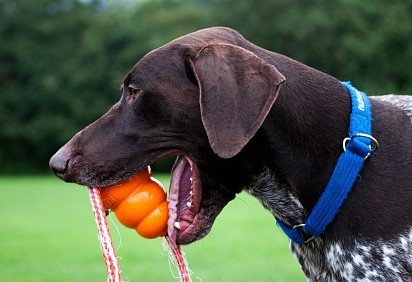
[276,81,379,244]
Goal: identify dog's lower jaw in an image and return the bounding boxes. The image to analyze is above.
[176,188,234,245]
[167,155,236,245]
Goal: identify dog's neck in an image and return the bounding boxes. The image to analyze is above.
[244,69,351,231]
[260,64,351,214]
[234,40,352,222]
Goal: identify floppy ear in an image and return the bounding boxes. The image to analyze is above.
[188,43,285,158]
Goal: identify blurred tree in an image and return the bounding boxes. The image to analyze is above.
[0,0,411,174]
[208,0,412,95]
[0,0,105,173]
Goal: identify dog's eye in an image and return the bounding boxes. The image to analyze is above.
[127,85,141,101]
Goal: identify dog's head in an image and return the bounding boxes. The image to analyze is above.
[50,27,285,244]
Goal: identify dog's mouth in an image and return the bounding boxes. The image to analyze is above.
[167,155,202,244]
[96,153,224,245]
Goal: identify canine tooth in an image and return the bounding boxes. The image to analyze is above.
[174,222,181,230]
[189,191,193,195]
[189,177,193,182]
[187,202,191,208]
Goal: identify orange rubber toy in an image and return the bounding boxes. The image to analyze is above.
[99,167,168,239]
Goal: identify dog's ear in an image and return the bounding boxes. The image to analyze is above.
[187,44,285,158]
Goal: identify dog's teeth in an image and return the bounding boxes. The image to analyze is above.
[174,222,181,230]
[189,177,193,182]
[187,202,191,208]
[189,191,193,195]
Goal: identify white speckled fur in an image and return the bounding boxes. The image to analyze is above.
[317,231,412,281]
[247,163,412,281]
[246,167,306,227]
[371,95,412,122]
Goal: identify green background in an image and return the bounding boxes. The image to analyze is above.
[0,175,304,281]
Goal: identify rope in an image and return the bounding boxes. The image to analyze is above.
[165,235,192,282]
[89,187,122,282]
[89,187,192,282]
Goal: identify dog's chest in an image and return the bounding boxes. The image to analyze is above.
[247,169,412,281]
[291,228,412,281]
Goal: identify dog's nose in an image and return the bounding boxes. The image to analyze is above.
[49,148,70,178]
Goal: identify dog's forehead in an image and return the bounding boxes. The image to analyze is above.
[125,48,185,91]
[168,26,243,46]
[125,27,244,85]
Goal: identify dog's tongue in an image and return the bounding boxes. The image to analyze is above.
[167,156,199,242]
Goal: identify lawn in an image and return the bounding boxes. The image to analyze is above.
[0,175,305,281]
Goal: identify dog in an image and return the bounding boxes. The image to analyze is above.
[50,27,412,281]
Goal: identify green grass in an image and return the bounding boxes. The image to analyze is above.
[0,175,305,281]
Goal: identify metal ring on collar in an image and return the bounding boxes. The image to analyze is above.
[292,224,315,244]
[342,133,379,152]
[293,223,305,229]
